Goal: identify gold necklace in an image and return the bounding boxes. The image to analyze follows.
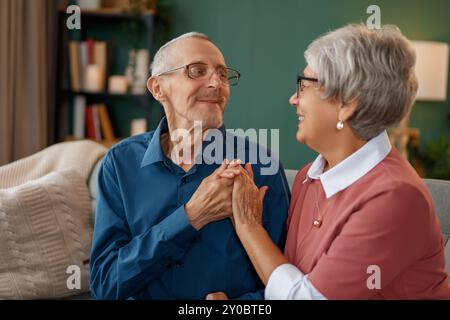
[313,183,329,228]
[313,201,323,227]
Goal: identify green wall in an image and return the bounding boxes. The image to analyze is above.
[66,0,450,169]
[156,0,450,168]
[156,0,450,170]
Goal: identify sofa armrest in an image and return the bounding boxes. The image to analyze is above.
[88,158,103,224]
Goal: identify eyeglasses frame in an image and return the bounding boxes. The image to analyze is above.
[155,62,241,86]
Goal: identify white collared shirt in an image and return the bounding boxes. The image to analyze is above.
[307,130,392,198]
[265,131,392,300]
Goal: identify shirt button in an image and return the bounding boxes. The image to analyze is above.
[181,177,187,184]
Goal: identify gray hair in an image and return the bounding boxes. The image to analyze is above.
[304,24,418,140]
[150,32,210,76]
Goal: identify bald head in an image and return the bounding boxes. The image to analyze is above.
[151,32,212,76]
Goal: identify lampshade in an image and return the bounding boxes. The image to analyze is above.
[411,41,449,101]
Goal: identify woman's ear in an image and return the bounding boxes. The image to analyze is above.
[338,99,358,122]
[147,77,165,101]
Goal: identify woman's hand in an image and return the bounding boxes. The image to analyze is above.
[220,161,287,286]
[218,160,268,230]
[231,163,268,231]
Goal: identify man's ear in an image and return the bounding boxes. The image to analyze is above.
[147,77,165,101]
[338,99,358,122]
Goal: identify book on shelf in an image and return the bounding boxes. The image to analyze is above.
[85,105,102,141]
[79,41,88,90]
[86,38,95,64]
[98,103,115,141]
[73,95,86,139]
[93,41,108,91]
[68,42,81,91]
[68,39,109,92]
[72,99,115,143]
[85,105,94,140]
[92,105,102,141]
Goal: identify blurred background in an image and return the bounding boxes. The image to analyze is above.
[1,0,449,178]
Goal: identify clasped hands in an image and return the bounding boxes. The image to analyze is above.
[185,159,268,232]
[184,159,268,300]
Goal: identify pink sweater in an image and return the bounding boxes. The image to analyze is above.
[285,148,450,299]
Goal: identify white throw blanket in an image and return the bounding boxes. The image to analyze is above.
[0,140,107,299]
[0,140,107,189]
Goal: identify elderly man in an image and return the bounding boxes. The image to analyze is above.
[90,32,290,300]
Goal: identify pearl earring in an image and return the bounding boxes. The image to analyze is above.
[336,120,344,130]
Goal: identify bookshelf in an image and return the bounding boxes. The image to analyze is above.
[54,6,164,147]
[62,7,156,18]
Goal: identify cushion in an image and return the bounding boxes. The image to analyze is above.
[424,179,450,243]
[284,169,298,191]
[0,170,92,299]
[88,159,103,223]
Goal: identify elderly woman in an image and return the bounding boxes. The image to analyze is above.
[209,24,450,300]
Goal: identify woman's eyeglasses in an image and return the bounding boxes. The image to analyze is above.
[296,75,319,98]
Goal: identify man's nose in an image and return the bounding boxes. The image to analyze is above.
[207,70,221,88]
[289,92,299,107]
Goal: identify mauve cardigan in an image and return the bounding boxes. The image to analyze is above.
[285,148,450,299]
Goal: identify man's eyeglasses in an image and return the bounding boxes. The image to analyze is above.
[297,75,319,98]
[155,62,241,86]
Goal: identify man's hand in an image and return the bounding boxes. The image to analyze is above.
[185,160,242,230]
[206,291,229,300]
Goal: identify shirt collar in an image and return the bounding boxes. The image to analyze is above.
[140,116,227,168]
[307,130,392,199]
[140,116,169,167]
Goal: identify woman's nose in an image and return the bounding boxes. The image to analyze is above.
[289,92,299,107]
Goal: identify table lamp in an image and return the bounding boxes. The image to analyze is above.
[392,41,449,158]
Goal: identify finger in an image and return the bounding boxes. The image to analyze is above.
[259,186,268,203]
[225,168,242,174]
[219,172,235,179]
[219,168,242,179]
[215,160,230,175]
[228,158,242,168]
[206,293,217,300]
[232,173,245,195]
[244,163,254,178]
[232,170,245,185]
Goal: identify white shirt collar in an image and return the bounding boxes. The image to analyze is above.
[306,130,392,199]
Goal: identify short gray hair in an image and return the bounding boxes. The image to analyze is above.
[151,32,210,76]
[305,24,418,140]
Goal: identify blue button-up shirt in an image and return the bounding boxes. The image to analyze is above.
[90,117,290,299]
